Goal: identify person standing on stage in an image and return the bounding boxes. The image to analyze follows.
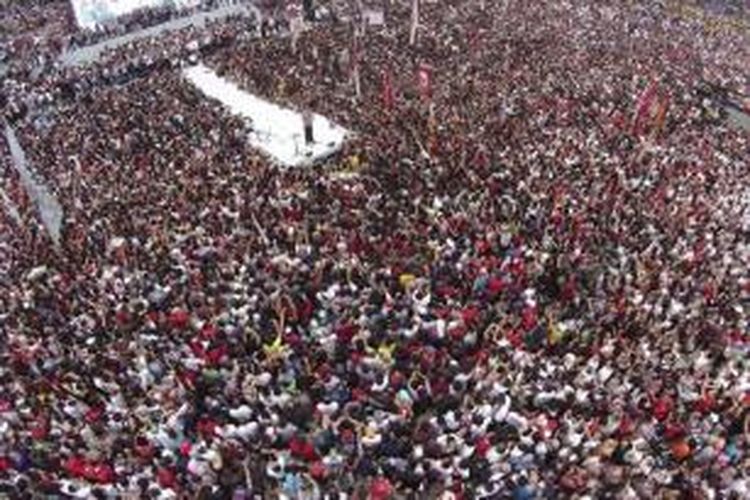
[303,109,314,145]
[303,0,314,21]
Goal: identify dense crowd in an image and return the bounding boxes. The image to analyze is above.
[0,0,72,72]
[66,0,239,49]
[0,0,251,80]
[1,0,749,497]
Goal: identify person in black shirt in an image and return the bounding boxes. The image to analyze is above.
[303,109,314,145]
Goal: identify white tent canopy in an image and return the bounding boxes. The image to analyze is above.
[70,0,200,30]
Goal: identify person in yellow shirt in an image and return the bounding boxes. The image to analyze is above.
[399,273,416,290]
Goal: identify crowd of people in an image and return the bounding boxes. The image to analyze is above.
[0,0,251,80]
[66,0,241,49]
[0,0,72,72]
[1,0,749,497]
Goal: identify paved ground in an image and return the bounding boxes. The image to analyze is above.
[4,122,63,245]
[726,105,750,131]
[0,188,22,226]
[60,2,259,67]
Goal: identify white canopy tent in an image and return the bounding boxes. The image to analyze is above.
[70,0,200,30]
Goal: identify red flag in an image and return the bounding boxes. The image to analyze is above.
[417,64,432,101]
[652,93,670,137]
[350,34,361,77]
[632,79,658,135]
[381,69,395,110]
[468,29,482,57]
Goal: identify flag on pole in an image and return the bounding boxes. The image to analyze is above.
[351,31,362,98]
[651,94,670,138]
[426,103,439,156]
[356,0,366,32]
[409,0,419,45]
[353,65,361,99]
[468,29,483,58]
[381,69,395,110]
[632,78,659,135]
[290,16,303,53]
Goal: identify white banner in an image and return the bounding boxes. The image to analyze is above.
[364,9,384,26]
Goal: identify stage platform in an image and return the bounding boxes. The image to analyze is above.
[183,64,349,168]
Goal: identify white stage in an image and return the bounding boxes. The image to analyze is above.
[183,64,349,167]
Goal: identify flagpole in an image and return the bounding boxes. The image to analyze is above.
[357,0,366,33]
[353,28,361,99]
[409,0,419,46]
[354,64,361,99]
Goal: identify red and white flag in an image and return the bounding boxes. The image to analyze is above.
[652,93,670,138]
[468,29,483,57]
